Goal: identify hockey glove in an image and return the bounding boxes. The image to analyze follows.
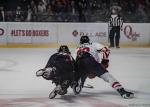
[101,59,109,69]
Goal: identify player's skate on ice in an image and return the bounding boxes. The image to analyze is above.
[36,45,77,99]
[73,36,134,99]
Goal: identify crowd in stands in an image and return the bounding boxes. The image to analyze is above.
[0,0,150,22]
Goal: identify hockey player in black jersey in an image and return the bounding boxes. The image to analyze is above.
[73,36,134,99]
[36,45,76,99]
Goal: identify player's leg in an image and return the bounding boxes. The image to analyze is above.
[71,65,87,95]
[72,58,90,95]
[51,64,75,96]
[100,72,134,99]
[49,78,72,98]
[73,56,105,95]
[49,78,69,99]
[59,80,70,95]
[72,73,88,95]
[90,62,134,99]
[49,84,62,99]
[109,28,115,47]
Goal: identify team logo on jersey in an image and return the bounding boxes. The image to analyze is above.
[0,28,4,36]
[124,25,140,41]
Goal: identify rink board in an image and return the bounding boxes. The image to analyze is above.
[0,22,150,48]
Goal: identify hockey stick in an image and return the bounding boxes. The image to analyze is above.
[83,84,94,88]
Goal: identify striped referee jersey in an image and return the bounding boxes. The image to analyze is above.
[108,14,123,28]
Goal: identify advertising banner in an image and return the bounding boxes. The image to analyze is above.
[32,23,57,44]
[7,22,32,43]
[58,23,108,45]
[0,22,7,44]
[0,22,150,47]
[120,23,150,46]
[6,23,58,44]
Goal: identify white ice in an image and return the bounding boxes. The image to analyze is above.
[0,48,150,107]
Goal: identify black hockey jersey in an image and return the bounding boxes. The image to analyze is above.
[45,53,75,82]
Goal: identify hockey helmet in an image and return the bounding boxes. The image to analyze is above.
[80,36,90,44]
[58,45,70,54]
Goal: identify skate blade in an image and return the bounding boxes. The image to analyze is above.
[122,93,134,99]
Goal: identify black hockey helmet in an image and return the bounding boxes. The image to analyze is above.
[80,36,90,44]
[58,45,70,54]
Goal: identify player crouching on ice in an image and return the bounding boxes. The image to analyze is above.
[73,36,134,99]
[36,45,76,99]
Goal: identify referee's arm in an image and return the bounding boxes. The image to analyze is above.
[108,17,112,30]
[119,17,124,30]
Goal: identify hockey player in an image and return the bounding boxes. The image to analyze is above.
[36,45,75,99]
[73,36,134,99]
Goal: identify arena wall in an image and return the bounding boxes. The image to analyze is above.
[0,22,150,48]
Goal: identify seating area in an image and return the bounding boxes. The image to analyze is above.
[0,0,150,22]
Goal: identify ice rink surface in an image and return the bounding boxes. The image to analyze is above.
[0,48,150,107]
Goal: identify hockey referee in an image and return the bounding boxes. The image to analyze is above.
[108,9,123,48]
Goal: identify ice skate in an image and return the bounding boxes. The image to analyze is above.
[72,79,82,95]
[58,80,69,95]
[49,85,61,99]
[117,88,134,99]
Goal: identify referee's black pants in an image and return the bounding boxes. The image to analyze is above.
[109,26,120,47]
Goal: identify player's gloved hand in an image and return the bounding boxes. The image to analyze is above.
[42,67,56,80]
[101,59,109,69]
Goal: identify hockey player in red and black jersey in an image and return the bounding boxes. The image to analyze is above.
[36,45,76,99]
[73,36,134,99]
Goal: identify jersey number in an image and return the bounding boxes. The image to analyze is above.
[77,47,90,55]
